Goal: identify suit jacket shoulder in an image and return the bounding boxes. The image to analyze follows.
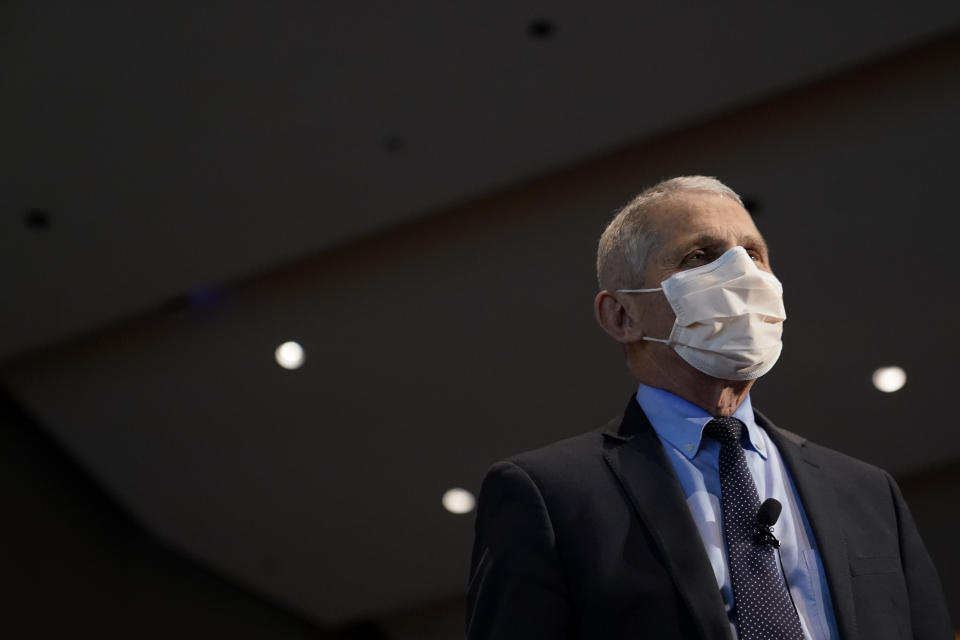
[504,423,613,495]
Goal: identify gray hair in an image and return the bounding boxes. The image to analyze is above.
[596,175,743,290]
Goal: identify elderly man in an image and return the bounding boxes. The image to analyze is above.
[466,176,952,639]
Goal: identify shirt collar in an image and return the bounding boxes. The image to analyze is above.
[635,384,767,460]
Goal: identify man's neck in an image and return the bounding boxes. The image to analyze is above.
[698,382,752,417]
[632,352,754,416]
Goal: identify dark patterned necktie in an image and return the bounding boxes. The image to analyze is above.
[705,417,805,640]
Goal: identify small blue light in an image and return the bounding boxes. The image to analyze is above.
[187,285,225,309]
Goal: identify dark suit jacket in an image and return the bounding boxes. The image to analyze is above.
[466,397,952,639]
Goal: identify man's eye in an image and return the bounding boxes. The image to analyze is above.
[684,251,707,264]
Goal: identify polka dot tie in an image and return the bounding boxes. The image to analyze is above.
[705,417,804,640]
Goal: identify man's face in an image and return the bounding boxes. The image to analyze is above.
[623,191,772,374]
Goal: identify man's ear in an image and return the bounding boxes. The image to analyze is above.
[594,290,645,344]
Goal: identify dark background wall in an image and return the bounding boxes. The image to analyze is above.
[0,386,363,639]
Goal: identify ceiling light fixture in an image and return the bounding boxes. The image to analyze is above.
[872,366,906,393]
[275,341,305,370]
[24,208,51,231]
[527,18,555,39]
[442,488,475,514]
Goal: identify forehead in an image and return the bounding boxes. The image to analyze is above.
[647,191,761,246]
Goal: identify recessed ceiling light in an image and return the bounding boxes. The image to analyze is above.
[275,341,305,370]
[24,208,51,231]
[527,18,556,39]
[383,135,405,153]
[872,366,906,393]
[442,488,475,514]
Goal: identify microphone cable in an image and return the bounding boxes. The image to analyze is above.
[755,498,802,622]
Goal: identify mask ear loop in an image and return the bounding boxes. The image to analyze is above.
[613,288,672,344]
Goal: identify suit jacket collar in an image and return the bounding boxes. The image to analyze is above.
[601,397,734,640]
[758,410,858,640]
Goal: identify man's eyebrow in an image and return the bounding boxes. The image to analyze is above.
[672,233,726,254]
[739,233,769,253]
[672,233,769,255]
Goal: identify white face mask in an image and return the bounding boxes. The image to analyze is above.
[617,246,786,381]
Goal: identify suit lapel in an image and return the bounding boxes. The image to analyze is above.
[758,411,858,640]
[601,398,732,640]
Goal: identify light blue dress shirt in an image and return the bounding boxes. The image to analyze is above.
[636,384,839,640]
